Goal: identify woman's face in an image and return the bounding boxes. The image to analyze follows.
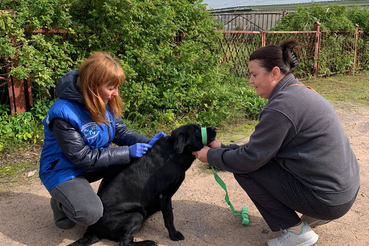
[99,83,119,103]
[249,60,280,99]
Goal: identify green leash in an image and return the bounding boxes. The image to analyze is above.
[201,127,249,225]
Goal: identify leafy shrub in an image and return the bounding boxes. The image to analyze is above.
[274,3,355,32]
[0,107,43,151]
[347,5,369,35]
[273,3,369,75]
[0,0,267,148]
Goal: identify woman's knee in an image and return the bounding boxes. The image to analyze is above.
[51,176,104,226]
[234,173,253,189]
[67,202,103,226]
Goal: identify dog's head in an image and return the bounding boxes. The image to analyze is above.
[170,124,217,154]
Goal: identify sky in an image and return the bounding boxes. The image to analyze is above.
[200,0,339,9]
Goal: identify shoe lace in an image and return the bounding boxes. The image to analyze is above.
[278,230,292,244]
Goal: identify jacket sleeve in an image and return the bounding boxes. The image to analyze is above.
[51,118,131,170]
[207,109,295,173]
[112,117,150,146]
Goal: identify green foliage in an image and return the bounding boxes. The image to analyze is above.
[68,0,226,125]
[347,5,369,34]
[273,3,369,75]
[0,0,267,149]
[0,0,78,98]
[0,98,53,151]
[274,3,355,32]
[347,5,369,70]
[0,106,44,151]
[0,0,76,149]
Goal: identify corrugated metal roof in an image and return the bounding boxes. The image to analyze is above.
[201,0,343,10]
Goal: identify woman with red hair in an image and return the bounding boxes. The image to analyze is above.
[39,52,165,229]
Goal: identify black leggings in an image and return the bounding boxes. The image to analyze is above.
[234,160,358,232]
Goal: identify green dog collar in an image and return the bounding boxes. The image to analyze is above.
[201,127,207,145]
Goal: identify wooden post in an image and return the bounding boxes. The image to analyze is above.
[261,31,266,47]
[313,21,321,78]
[353,24,359,72]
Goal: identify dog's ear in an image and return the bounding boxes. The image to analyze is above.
[173,132,186,154]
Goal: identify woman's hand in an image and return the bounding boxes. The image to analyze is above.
[148,131,166,147]
[207,139,221,149]
[129,143,152,158]
[192,146,210,163]
[193,139,221,163]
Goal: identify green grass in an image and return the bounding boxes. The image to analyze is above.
[0,145,41,191]
[304,71,369,105]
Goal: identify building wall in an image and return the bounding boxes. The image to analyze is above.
[212,10,291,31]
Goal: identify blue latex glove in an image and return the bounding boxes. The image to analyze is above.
[129,143,152,158]
[148,131,167,147]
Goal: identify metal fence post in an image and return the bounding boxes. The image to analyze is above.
[5,54,26,114]
[353,24,359,72]
[313,21,321,77]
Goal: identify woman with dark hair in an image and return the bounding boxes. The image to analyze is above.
[39,52,165,229]
[193,40,360,246]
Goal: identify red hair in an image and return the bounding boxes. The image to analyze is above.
[78,52,125,124]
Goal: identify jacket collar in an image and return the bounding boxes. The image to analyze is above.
[268,73,300,102]
[56,70,84,104]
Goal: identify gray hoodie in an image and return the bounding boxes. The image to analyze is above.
[208,74,360,206]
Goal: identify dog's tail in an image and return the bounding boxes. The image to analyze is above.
[67,233,99,246]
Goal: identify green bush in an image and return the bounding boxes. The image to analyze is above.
[273,3,369,74]
[273,3,355,32]
[0,105,44,151]
[347,5,369,35]
[0,0,266,148]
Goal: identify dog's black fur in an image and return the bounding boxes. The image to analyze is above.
[68,124,217,246]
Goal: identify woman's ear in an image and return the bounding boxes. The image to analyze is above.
[272,66,281,79]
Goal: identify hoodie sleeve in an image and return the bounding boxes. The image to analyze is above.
[207,109,295,173]
[51,118,131,170]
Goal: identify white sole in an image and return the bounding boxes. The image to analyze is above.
[297,234,319,246]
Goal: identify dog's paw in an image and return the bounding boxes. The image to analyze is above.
[169,231,184,241]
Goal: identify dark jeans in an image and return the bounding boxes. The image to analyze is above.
[50,165,127,226]
[234,160,358,232]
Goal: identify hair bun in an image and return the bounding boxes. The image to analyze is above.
[291,51,298,68]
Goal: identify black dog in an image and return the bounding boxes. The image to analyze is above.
[69,124,217,246]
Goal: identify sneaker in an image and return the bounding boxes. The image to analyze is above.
[267,222,319,246]
[50,198,75,229]
[301,214,331,228]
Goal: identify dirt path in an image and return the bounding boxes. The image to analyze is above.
[0,102,368,246]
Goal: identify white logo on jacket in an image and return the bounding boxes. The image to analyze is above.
[81,122,100,140]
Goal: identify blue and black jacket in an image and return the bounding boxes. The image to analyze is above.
[39,70,150,192]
